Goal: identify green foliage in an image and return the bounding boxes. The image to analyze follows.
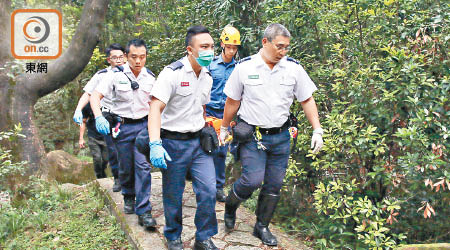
[1,182,131,249]
[277,0,449,247]
[313,179,406,249]
[0,125,27,193]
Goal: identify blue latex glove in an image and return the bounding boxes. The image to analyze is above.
[73,110,83,125]
[95,116,110,135]
[149,140,172,169]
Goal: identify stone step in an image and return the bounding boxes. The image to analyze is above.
[94,173,311,250]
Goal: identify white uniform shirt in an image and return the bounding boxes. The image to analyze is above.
[95,63,155,119]
[223,52,317,128]
[151,56,212,133]
[83,66,114,109]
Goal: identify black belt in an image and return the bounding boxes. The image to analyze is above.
[256,119,290,135]
[161,129,201,140]
[206,106,224,112]
[122,116,148,124]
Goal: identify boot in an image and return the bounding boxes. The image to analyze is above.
[112,178,121,192]
[138,211,157,229]
[123,195,135,214]
[167,237,183,250]
[252,192,280,246]
[193,238,218,250]
[224,186,243,231]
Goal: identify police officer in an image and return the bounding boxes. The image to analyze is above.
[206,26,241,202]
[90,39,157,229]
[148,26,218,250]
[219,23,324,246]
[73,43,125,192]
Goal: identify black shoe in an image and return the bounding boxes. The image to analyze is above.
[123,195,135,214]
[216,189,226,202]
[253,221,277,246]
[112,178,121,192]
[167,237,183,250]
[252,192,280,246]
[224,186,243,231]
[193,238,218,250]
[138,212,157,229]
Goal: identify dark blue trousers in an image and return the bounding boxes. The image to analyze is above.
[104,134,119,179]
[161,137,218,241]
[113,120,152,215]
[233,129,291,199]
[205,106,227,190]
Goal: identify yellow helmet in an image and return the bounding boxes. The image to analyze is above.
[220,26,241,45]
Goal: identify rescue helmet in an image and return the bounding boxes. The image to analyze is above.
[220,26,241,45]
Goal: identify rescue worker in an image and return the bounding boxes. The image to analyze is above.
[206,26,241,202]
[79,102,108,179]
[219,23,324,246]
[148,26,218,250]
[73,43,124,192]
[90,39,157,229]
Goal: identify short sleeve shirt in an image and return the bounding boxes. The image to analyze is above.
[151,56,212,133]
[206,56,236,110]
[83,66,114,109]
[223,52,317,128]
[95,63,155,119]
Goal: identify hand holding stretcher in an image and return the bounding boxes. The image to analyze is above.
[206,116,233,146]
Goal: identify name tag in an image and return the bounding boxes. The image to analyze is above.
[248,75,259,79]
[119,81,128,84]
[181,82,189,87]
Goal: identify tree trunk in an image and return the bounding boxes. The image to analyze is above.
[0,0,110,175]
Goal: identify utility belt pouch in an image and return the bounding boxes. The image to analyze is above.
[102,112,123,138]
[288,112,298,128]
[102,112,122,128]
[232,118,254,143]
[200,126,219,154]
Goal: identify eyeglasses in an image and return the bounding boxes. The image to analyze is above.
[110,55,124,61]
[271,42,290,52]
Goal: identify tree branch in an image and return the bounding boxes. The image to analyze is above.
[16,0,110,99]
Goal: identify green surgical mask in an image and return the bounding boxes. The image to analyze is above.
[195,50,214,67]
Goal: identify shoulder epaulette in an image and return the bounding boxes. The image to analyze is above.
[167,60,184,71]
[287,57,300,65]
[238,56,252,64]
[146,68,155,77]
[96,69,108,74]
[112,65,124,72]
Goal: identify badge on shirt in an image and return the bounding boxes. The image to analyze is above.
[248,75,259,79]
[181,82,189,87]
[119,81,128,84]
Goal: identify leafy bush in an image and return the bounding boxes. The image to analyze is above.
[0,124,27,195]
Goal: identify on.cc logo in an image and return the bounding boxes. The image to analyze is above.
[11,9,62,59]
